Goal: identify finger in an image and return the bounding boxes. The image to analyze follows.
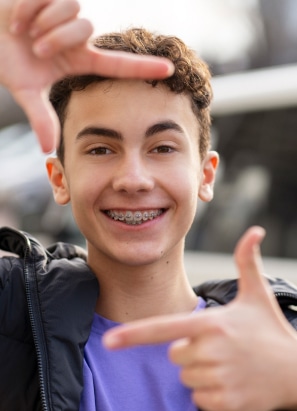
[33,18,93,58]
[169,337,219,367]
[169,338,194,366]
[29,0,81,38]
[180,364,223,390]
[82,45,175,79]
[234,226,272,302]
[10,0,51,34]
[192,389,228,411]
[103,310,215,349]
[14,88,59,153]
[234,226,297,334]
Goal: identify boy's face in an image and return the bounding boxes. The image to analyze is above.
[47,80,217,269]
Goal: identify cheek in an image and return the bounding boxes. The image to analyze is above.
[66,170,97,211]
[68,183,98,239]
[168,164,200,210]
[171,176,199,239]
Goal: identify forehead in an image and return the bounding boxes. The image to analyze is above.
[64,79,199,137]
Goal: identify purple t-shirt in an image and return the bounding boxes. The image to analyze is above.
[79,298,206,411]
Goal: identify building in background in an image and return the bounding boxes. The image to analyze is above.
[186,0,297,258]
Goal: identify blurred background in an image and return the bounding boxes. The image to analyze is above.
[1,0,297,279]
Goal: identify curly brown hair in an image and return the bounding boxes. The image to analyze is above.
[49,27,213,163]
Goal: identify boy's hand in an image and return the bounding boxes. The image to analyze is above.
[0,0,173,153]
[103,226,297,411]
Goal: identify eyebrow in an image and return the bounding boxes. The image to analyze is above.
[145,121,184,138]
[76,127,122,141]
[76,121,184,141]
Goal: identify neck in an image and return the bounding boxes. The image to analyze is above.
[88,250,198,323]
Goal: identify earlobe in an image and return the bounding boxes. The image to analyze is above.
[198,151,219,202]
[46,157,70,205]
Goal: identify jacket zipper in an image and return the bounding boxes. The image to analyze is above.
[24,245,51,411]
[274,291,297,303]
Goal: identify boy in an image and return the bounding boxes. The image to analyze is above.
[46,26,219,411]
[1,1,297,411]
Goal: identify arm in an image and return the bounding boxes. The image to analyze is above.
[103,226,297,411]
[0,0,174,152]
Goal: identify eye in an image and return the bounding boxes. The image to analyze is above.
[88,146,112,155]
[152,145,175,154]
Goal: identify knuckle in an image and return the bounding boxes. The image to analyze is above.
[15,0,31,19]
[168,338,189,363]
[168,346,182,365]
[208,316,236,340]
[193,389,237,411]
[180,366,197,387]
[213,389,243,411]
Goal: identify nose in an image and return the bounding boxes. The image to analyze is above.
[112,154,154,193]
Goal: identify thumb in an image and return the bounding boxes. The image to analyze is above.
[13,88,59,153]
[234,226,272,303]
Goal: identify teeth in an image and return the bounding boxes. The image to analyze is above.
[118,212,125,221]
[107,210,162,224]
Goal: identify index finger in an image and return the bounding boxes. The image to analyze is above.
[103,310,211,350]
[84,46,175,79]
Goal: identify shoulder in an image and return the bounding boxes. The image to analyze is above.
[0,225,87,260]
[0,225,97,288]
[194,276,297,329]
[0,225,98,334]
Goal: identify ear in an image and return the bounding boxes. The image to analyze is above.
[198,151,219,202]
[46,157,70,205]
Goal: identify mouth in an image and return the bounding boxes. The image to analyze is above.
[105,209,164,225]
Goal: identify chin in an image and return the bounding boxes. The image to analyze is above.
[113,248,167,267]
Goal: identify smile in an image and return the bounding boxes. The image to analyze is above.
[106,209,163,225]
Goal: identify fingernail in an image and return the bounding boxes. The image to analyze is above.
[166,62,175,76]
[255,226,266,240]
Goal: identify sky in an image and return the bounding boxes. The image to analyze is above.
[79,0,208,46]
[78,0,259,64]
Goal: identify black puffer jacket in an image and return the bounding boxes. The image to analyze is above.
[0,227,98,411]
[1,226,297,411]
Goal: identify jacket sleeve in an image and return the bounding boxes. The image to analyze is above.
[195,277,297,330]
[0,256,41,411]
